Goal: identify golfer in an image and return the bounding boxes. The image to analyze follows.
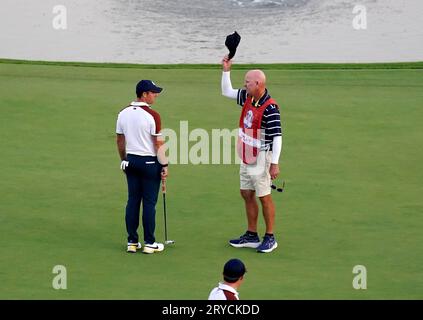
[221,55,282,253]
[116,80,169,254]
[208,258,246,300]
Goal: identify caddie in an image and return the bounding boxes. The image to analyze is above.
[221,55,282,253]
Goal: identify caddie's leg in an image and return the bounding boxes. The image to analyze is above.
[259,194,275,234]
[240,190,259,232]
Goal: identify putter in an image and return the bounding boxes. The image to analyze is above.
[162,180,175,245]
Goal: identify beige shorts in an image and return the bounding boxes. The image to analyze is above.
[240,150,272,197]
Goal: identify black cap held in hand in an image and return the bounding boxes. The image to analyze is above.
[225,31,241,60]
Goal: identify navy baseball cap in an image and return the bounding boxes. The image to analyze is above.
[136,80,163,97]
[225,31,241,60]
[223,259,246,282]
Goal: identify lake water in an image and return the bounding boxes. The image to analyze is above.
[1,0,422,63]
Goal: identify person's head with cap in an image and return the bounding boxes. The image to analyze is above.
[223,258,246,285]
[136,80,163,105]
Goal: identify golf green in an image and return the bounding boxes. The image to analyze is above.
[0,60,422,299]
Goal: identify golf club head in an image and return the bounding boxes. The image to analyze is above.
[165,240,175,245]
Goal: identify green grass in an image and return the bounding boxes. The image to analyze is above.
[0,61,422,299]
[1,58,423,70]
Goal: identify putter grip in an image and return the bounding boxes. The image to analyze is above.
[162,180,166,194]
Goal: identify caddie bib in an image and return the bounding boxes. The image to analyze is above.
[237,96,277,164]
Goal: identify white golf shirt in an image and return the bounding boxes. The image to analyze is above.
[116,101,162,157]
[208,282,240,300]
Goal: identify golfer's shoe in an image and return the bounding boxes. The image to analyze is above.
[142,242,164,254]
[256,235,278,253]
[127,242,142,253]
[229,232,261,248]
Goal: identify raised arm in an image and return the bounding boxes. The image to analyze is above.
[221,55,238,99]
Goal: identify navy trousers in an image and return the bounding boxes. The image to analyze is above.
[125,154,162,244]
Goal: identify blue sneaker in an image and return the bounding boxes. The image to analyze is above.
[229,232,261,248]
[257,235,278,253]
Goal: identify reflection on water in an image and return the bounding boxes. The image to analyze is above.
[0,0,422,63]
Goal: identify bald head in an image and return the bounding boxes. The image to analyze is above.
[244,69,267,99]
[246,69,266,85]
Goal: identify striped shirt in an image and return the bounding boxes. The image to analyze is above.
[237,89,282,151]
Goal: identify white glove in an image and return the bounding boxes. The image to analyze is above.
[120,160,129,171]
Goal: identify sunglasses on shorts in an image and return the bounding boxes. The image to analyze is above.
[271,181,285,193]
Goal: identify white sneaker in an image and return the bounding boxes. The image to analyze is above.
[142,242,164,254]
[127,242,142,253]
